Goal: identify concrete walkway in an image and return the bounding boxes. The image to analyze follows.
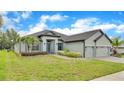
[95,56,124,63]
[92,71,124,81]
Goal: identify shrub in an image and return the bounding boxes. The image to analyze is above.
[57,51,65,55]
[64,48,70,52]
[21,52,47,56]
[57,51,81,58]
[112,53,124,58]
[65,52,81,58]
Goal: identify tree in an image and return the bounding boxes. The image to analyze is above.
[111,36,124,54]
[6,28,20,50]
[0,15,4,49]
[0,15,4,29]
[0,32,7,49]
[21,36,40,53]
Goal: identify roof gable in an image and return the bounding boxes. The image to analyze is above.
[27,30,60,37]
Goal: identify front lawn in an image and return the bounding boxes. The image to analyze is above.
[121,54,124,58]
[1,50,124,80]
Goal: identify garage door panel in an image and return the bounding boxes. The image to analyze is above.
[96,47,109,57]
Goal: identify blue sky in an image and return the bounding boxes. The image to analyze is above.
[0,11,124,39]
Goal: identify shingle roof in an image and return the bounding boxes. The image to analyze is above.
[65,29,101,42]
[27,30,60,37]
[27,29,104,42]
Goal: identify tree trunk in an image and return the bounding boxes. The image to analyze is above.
[113,47,118,54]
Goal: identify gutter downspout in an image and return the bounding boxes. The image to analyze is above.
[94,41,96,57]
[83,40,85,58]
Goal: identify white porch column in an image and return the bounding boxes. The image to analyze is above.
[42,38,47,52]
[55,39,58,53]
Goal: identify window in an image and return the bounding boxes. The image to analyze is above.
[32,44,39,51]
[58,43,63,50]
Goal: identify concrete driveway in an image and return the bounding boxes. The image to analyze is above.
[95,56,124,63]
[92,71,124,81]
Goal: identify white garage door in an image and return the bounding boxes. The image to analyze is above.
[85,46,94,58]
[96,47,109,57]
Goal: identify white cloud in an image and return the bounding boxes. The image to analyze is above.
[25,14,68,35]
[12,16,21,23]
[40,15,50,22]
[109,36,113,39]
[49,14,68,22]
[116,24,124,33]
[71,18,98,28]
[19,15,124,36]
[52,18,124,35]
[28,22,47,35]
[93,24,117,31]
[53,27,89,35]
[21,11,32,19]
[18,30,28,36]
[40,14,68,22]
[0,11,8,15]
[2,15,16,29]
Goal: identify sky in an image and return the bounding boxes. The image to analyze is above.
[0,11,124,39]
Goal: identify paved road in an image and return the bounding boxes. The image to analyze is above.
[95,56,124,63]
[92,71,124,81]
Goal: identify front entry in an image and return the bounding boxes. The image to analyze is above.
[47,42,51,53]
[46,40,55,54]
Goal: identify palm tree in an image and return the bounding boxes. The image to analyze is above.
[111,36,124,54]
[21,36,40,53]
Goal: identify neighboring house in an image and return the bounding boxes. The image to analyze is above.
[117,44,124,54]
[14,29,112,58]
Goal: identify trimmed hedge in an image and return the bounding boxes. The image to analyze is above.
[57,51,81,58]
[21,52,47,56]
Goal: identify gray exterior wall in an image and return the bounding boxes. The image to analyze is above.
[85,31,101,46]
[64,41,84,56]
[96,35,111,46]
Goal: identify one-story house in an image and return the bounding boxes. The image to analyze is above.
[14,29,112,58]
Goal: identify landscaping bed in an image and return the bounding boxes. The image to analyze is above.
[57,50,81,58]
[21,52,47,56]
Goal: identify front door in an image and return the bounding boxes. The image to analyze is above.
[47,42,51,53]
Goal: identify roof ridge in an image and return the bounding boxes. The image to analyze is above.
[68,29,101,36]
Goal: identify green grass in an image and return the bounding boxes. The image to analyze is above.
[0,50,124,80]
[121,54,124,58]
